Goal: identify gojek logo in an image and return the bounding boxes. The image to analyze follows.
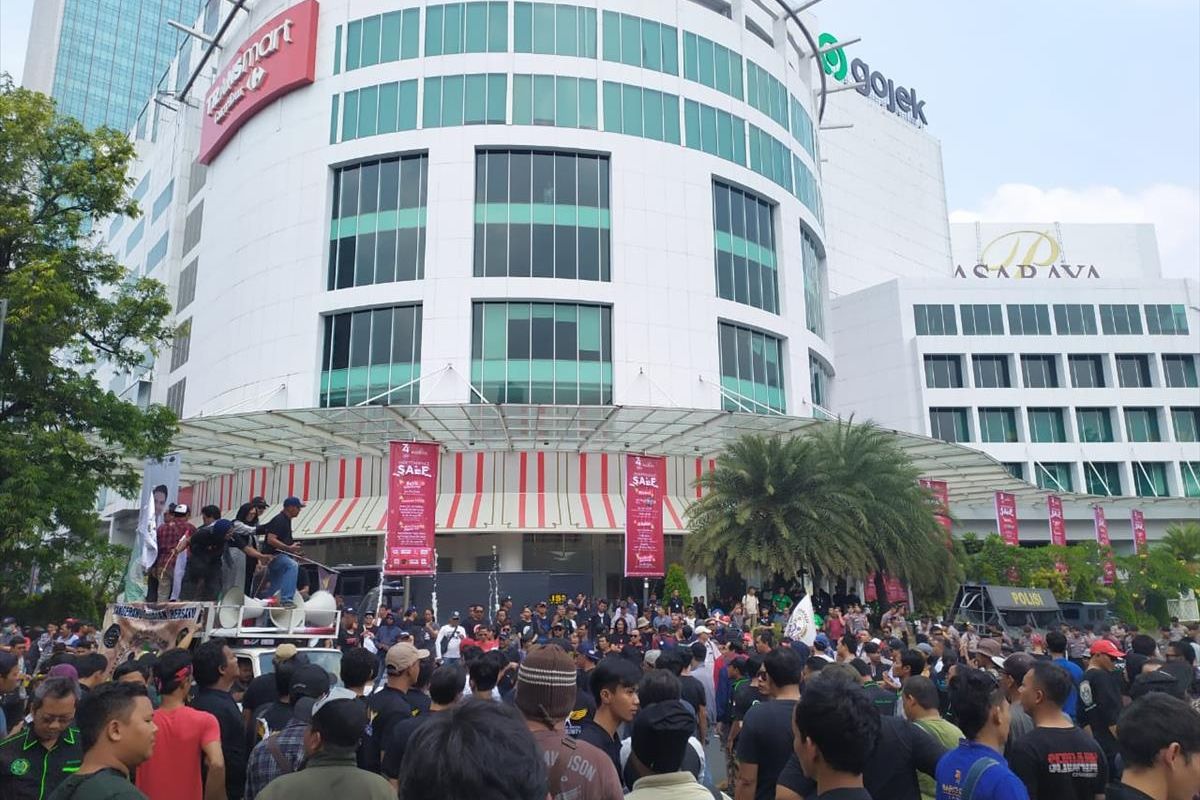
[818,33,928,125]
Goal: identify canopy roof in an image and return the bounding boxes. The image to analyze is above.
[162,403,1087,507]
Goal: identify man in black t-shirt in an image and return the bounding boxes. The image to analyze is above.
[260,497,304,605]
[182,507,225,601]
[364,642,431,771]
[1010,661,1107,799]
[1079,639,1125,774]
[791,670,880,800]
[381,664,462,788]
[655,648,708,742]
[735,647,803,800]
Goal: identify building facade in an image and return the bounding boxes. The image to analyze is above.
[22,0,207,132]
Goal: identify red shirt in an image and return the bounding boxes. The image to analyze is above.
[827,617,845,639]
[153,520,195,572]
[135,705,220,800]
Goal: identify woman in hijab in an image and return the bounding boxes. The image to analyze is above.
[224,500,271,596]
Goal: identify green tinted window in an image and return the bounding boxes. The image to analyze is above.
[1133,462,1169,497]
[746,60,789,130]
[683,99,745,166]
[713,181,778,314]
[1084,463,1122,496]
[346,9,420,70]
[321,305,422,407]
[789,95,815,158]
[1035,463,1074,493]
[425,2,507,55]
[424,73,507,127]
[801,230,826,338]
[1145,304,1190,335]
[337,80,419,142]
[602,82,680,145]
[1077,408,1115,443]
[718,322,786,414]
[1028,408,1067,443]
[682,32,742,99]
[747,125,793,194]
[514,2,596,57]
[601,11,678,74]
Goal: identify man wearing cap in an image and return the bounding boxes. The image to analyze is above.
[625,700,720,799]
[244,663,331,799]
[381,664,463,789]
[149,505,195,602]
[256,688,392,800]
[182,510,227,601]
[515,645,623,799]
[260,497,306,607]
[365,642,430,771]
[435,612,466,664]
[1079,638,1125,774]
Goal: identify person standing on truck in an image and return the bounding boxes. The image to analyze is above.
[182,511,226,602]
[259,498,305,608]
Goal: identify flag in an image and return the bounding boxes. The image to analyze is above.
[784,594,817,647]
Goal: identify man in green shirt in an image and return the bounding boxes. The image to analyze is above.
[902,675,963,800]
[0,677,82,800]
[46,683,156,800]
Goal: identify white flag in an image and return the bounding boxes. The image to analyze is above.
[784,595,817,647]
[139,489,159,571]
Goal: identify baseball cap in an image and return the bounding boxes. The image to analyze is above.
[915,642,933,656]
[213,519,233,535]
[250,496,269,508]
[973,638,1003,658]
[289,664,332,701]
[173,504,189,515]
[450,610,461,619]
[631,700,695,774]
[1090,639,1125,658]
[293,686,359,724]
[693,625,712,635]
[386,641,430,673]
[998,652,1035,683]
[283,496,305,508]
[643,649,661,667]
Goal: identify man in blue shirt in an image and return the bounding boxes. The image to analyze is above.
[935,667,1029,800]
[1045,631,1083,719]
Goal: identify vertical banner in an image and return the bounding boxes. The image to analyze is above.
[123,454,182,601]
[994,491,1020,546]
[624,454,666,578]
[1130,509,1147,554]
[1094,506,1115,585]
[920,479,953,547]
[385,441,439,575]
[1047,495,1068,574]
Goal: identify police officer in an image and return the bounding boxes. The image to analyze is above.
[0,677,83,800]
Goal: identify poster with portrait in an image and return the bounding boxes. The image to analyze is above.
[98,602,208,676]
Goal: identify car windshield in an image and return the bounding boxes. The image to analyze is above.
[257,651,343,686]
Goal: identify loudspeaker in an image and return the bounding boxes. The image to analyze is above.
[304,590,338,628]
[269,592,305,629]
[217,588,268,628]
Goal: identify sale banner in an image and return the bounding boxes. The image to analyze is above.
[920,478,953,547]
[1131,509,1147,554]
[864,573,909,603]
[1094,506,1115,585]
[1047,495,1068,574]
[994,491,1020,546]
[385,441,439,575]
[624,454,666,578]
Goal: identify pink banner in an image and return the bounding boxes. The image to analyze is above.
[865,573,909,604]
[624,454,665,577]
[995,491,1020,546]
[920,479,953,547]
[199,0,320,164]
[1047,495,1068,574]
[1131,509,1147,554]
[385,441,439,575]
[1094,506,1115,585]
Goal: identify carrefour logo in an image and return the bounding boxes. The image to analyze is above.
[819,33,928,125]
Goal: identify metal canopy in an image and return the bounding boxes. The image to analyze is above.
[162,404,1172,507]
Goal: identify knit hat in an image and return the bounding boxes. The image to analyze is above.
[514,645,577,726]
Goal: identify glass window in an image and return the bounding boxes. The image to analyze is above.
[745,60,789,130]
[1163,354,1199,388]
[681,32,742,99]
[1068,354,1105,388]
[1125,407,1162,442]
[978,408,1018,443]
[1145,304,1190,335]
[712,181,777,314]
[1182,462,1200,498]
[718,322,785,414]
[914,304,957,336]
[960,304,1004,335]
[1028,408,1067,443]
[145,231,169,273]
[474,150,610,281]
[810,354,833,409]
[472,302,611,404]
[1020,355,1059,388]
[1132,462,1169,497]
[601,12,677,74]
[1006,304,1052,335]
[424,73,506,127]
[1171,407,1200,442]
[169,319,191,372]
[1077,408,1116,443]
[347,9,420,69]
[1034,462,1073,493]
[683,99,746,165]
[329,155,428,290]
[1003,462,1025,481]
[789,94,816,159]
[747,125,793,196]
[923,355,963,388]
[971,355,1011,388]
[1116,354,1152,388]
[1099,304,1142,335]
[177,259,197,312]
[1053,304,1098,335]
[1084,463,1122,496]
[425,2,507,55]
[151,179,174,222]
[929,408,970,443]
[604,82,681,144]
[514,2,596,57]
[340,79,419,141]
[801,230,826,339]
[321,305,422,407]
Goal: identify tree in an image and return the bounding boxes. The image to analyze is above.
[664,563,690,601]
[683,422,959,607]
[0,78,175,607]
[1161,521,1200,571]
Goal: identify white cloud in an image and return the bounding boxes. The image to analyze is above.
[950,183,1200,280]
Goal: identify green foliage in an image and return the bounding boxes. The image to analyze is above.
[1114,544,1200,626]
[0,77,176,608]
[1161,521,1200,567]
[664,563,690,600]
[960,532,1111,601]
[683,422,960,609]
[5,532,129,622]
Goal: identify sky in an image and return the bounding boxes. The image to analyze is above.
[1,0,1197,278]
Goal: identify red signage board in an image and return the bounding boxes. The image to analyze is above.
[1131,509,1147,554]
[1094,506,1115,585]
[864,573,908,604]
[198,0,320,164]
[994,491,1020,546]
[624,454,665,578]
[385,441,439,575]
[920,478,952,546]
[1047,494,1068,574]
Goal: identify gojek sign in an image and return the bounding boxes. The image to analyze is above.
[818,32,927,126]
[198,0,319,165]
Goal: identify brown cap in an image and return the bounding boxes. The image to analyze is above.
[386,642,429,673]
[973,638,1003,658]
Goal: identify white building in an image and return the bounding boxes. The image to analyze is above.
[832,222,1200,546]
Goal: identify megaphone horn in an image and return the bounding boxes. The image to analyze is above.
[269,593,306,629]
[304,590,338,628]
[218,588,267,628]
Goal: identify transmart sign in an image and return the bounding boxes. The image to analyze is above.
[818,32,928,126]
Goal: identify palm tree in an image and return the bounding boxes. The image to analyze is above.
[1161,521,1200,571]
[683,421,959,603]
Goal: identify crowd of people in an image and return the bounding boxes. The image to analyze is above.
[0,590,1198,800]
